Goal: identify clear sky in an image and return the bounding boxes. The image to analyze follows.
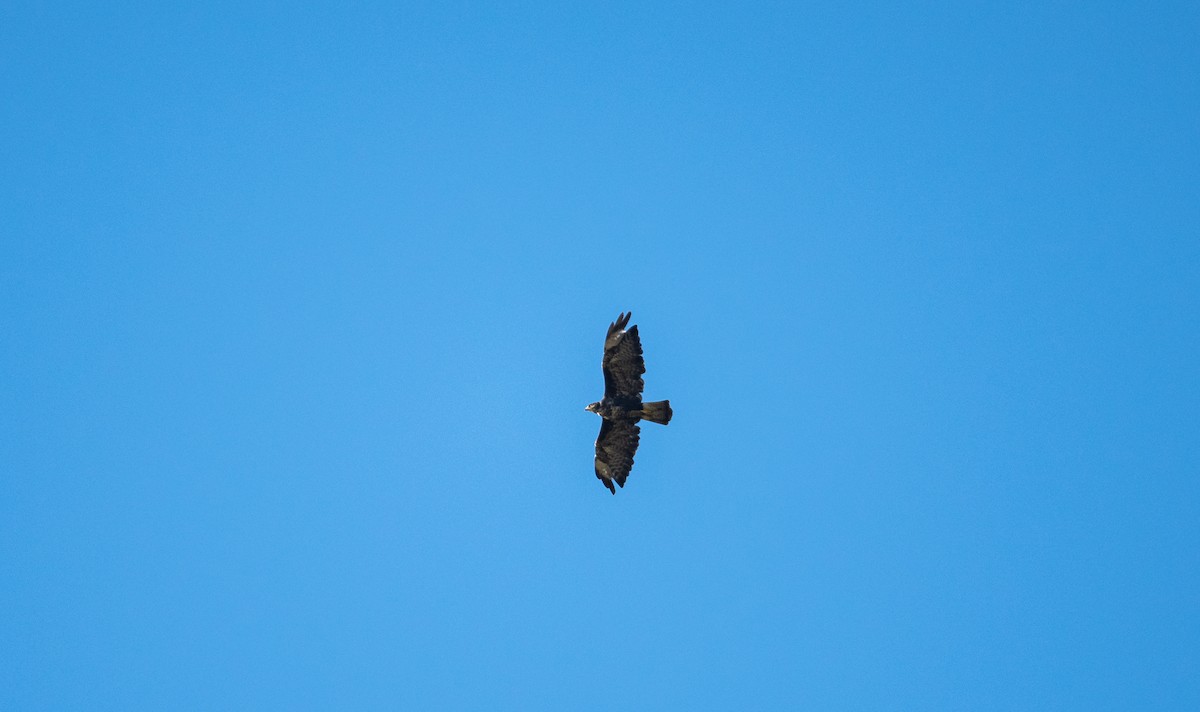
[3,2,1198,709]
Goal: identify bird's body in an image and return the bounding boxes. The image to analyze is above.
[585,312,672,494]
[589,398,636,420]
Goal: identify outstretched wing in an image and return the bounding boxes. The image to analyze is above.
[602,311,645,400]
[594,418,641,494]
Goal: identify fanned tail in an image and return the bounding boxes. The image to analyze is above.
[640,400,672,425]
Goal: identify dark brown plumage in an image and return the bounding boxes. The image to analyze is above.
[585,312,672,494]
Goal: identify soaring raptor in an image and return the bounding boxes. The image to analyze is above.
[585,312,672,494]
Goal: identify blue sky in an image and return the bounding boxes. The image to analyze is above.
[3,2,1198,709]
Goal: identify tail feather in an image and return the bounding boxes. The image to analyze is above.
[640,400,672,425]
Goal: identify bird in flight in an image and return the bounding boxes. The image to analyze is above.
[585,312,672,494]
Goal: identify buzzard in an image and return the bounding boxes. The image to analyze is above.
[585,312,672,494]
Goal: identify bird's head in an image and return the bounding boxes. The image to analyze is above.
[585,402,600,414]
